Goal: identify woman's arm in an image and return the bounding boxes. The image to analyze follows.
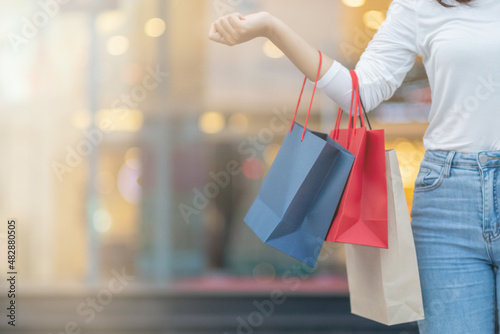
[209,1,418,112]
[208,12,334,82]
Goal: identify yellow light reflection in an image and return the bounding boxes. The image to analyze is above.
[342,0,365,7]
[96,11,126,34]
[396,141,415,154]
[390,139,425,189]
[144,18,166,37]
[262,40,284,59]
[263,144,280,166]
[363,10,385,30]
[199,111,225,134]
[386,138,426,214]
[107,35,129,56]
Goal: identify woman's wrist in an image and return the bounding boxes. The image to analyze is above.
[264,13,281,41]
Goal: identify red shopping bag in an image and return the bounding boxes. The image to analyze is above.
[325,70,388,248]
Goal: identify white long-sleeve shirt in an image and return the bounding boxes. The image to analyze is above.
[317,0,500,152]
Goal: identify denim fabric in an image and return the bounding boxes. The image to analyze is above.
[411,150,500,333]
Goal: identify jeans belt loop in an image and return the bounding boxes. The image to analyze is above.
[443,151,456,178]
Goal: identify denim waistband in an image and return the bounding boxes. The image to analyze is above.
[424,150,500,168]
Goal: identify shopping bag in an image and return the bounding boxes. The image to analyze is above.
[325,70,388,248]
[344,149,424,325]
[244,51,355,267]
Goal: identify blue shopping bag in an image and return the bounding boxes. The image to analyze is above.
[244,51,355,266]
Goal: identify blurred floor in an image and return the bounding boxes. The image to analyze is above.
[0,295,419,333]
[0,281,419,334]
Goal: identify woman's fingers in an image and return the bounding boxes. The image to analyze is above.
[208,12,265,46]
[219,16,239,44]
[208,23,227,44]
[228,14,245,32]
[208,23,222,42]
[214,19,234,45]
[214,13,246,45]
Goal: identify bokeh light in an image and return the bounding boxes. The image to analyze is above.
[262,40,284,59]
[144,18,166,37]
[118,161,142,204]
[387,138,426,190]
[198,111,226,134]
[242,158,266,180]
[125,147,142,170]
[342,0,365,7]
[93,209,112,233]
[363,10,385,30]
[126,158,141,171]
[95,10,126,34]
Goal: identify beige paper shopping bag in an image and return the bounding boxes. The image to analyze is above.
[344,149,424,325]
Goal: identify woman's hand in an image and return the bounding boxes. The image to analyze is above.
[208,11,334,82]
[208,12,274,46]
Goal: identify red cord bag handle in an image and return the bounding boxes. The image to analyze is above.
[332,69,367,148]
[289,50,323,141]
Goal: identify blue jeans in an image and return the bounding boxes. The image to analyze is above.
[411,150,500,333]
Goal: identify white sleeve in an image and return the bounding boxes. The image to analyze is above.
[317,0,418,112]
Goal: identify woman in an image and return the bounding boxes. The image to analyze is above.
[208,0,500,332]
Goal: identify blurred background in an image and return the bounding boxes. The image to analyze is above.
[0,0,429,333]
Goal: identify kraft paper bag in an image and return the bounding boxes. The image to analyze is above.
[344,149,424,325]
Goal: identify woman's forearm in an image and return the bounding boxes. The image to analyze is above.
[209,12,335,82]
[267,15,335,82]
